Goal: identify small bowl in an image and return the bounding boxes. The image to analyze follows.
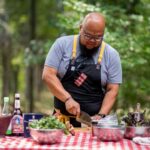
[92,125,124,142]
[29,128,64,144]
[124,126,150,139]
[0,115,12,135]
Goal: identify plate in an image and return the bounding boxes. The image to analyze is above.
[133,137,150,146]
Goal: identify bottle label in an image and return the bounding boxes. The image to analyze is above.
[15,101,20,109]
[12,115,23,134]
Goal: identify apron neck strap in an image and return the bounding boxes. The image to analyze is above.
[97,41,106,64]
[96,41,106,69]
[71,35,106,66]
[71,35,77,64]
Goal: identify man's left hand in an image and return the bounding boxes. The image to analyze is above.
[91,114,102,120]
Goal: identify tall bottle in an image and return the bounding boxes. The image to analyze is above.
[2,97,10,116]
[2,97,12,135]
[134,103,141,122]
[12,93,23,136]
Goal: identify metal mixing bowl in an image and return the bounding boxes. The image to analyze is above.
[124,126,150,139]
[92,125,124,142]
[29,128,64,144]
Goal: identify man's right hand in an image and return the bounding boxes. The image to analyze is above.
[65,97,80,117]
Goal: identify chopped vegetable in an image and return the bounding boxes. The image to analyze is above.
[65,121,75,136]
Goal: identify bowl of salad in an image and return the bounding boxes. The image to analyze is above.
[29,116,69,144]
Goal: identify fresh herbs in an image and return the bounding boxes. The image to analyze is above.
[122,111,150,127]
[29,116,69,134]
[122,103,150,127]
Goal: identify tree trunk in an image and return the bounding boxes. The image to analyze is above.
[26,0,36,112]
[11,66,20,93]
[34,64,43,100]
[1,47,11,97]
[25,66,34,112]
[0,1,12,98]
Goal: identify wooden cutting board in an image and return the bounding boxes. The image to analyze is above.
[75,127,92,133]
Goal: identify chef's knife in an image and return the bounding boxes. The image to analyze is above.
[76,111,92,126]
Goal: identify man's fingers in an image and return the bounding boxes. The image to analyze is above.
[91,115,101,120]
[65,99,80,116]
[72,109,77,116]
[68,107,80,116]
[68,108,76,115]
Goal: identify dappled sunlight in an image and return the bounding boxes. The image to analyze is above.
[34,91,54,115]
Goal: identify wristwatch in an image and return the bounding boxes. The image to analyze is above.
[97,113,106,118]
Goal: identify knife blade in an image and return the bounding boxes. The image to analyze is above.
[76,111,92,126]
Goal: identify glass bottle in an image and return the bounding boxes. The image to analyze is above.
[2,97,12,135]
[134,103,141,122]
[2,97,10,116]
[13,93,22,116]
[12,93,23,136]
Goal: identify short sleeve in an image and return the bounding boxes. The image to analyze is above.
[107,51,122,84]
[44,38,63,70]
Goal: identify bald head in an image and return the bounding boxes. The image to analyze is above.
[81,12,105,34]
[79,12,105,49]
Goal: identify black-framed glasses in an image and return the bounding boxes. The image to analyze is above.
[82,29,103,42]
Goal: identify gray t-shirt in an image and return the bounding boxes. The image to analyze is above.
[45,35,122,88]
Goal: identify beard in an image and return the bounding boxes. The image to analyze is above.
[79,41,100,57]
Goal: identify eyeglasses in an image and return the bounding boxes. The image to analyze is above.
[82,29,103,42]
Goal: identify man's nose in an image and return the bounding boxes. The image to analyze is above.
[90,38,96,42]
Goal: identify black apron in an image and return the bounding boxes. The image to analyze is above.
[54,35,106,126]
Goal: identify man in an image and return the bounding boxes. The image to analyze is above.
[42,12,122,127]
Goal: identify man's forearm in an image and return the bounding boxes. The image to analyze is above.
[42,67,71,102]
[99,92,117,115]
[99,84,119,115]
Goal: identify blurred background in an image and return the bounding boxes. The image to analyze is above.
[0,0,149,117]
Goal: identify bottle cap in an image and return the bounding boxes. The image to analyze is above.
[15,93,20,98]
[4,97,9,102]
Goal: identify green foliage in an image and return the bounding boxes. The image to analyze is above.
[57,0,101,33]
[24,40,43,66]
[58,0,150,109]
[36,0,62,39]
[24,40,53,66]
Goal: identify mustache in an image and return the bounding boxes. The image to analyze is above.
[79,42,100,57]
